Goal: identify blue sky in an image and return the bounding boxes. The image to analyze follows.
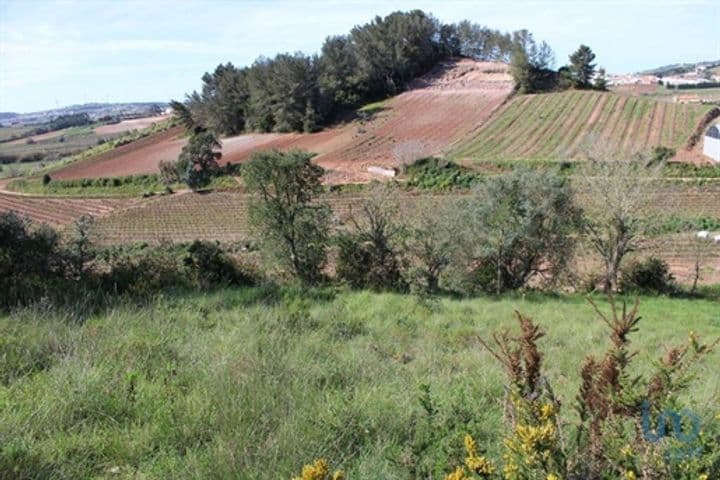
[1,0,718,113]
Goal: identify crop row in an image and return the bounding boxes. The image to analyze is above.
[0,193,134,226]
[91,183,720,245]
[452,91,712,163]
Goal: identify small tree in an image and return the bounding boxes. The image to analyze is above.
[593,67,608,91]
[403,196,462,294]
[510,30,554,94]
[453,169,580,294]
[575,150,662,292]
[68,215,96,278]
[569,44,597,89]
[244,149,330,284]
[688,233,716,293]
[179,131,222,191]
[335,186,405,291]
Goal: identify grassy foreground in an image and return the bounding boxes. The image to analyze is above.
[1,288,719,479]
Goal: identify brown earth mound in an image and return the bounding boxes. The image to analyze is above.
[52,59,514,183]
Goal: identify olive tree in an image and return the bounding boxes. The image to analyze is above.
[453,169,580,294]
[244,149,330,284]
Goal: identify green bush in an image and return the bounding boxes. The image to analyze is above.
[336,234,405,291]
[405,157,480,190]
[620,256,675,293]
[184,240,254,288]
[450,169,580,294]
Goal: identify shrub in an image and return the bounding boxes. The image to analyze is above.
[336,234,404,291]
[335,188,405,291]
[159,159,185,185]
[405,157,479,190]
[0,212,67,307]
[100,245,188,298]
[451,169,580,294]
[650,145,675,165]
[442,297,720,480]
[620,256,675,293]
[183,240,254,288]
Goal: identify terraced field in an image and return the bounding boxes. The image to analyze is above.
[0,192,135,226]
[451,91,712,163]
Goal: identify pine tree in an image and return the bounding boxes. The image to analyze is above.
[569,45,597,89]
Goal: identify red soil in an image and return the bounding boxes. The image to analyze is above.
[52,127,187,180]
[53,60,514,183]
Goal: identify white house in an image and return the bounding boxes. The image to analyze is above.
[704,123,720,163]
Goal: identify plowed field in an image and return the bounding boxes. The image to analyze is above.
[51,60,514,183]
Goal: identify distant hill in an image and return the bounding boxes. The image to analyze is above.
[639,60,720,77]
[0,102,168,127]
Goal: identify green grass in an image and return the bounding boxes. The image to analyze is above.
[0,160,47,179]
[1,288,718,479]
[0,125,110,163]
[6,174,238,198]
[0,125,36,143]
[648,85,720,103]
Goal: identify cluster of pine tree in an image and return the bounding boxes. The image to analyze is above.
[175,10,522,135]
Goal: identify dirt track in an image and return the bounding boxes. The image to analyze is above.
[52,60,514,183]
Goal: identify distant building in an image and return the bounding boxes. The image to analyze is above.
[704,124,720,163]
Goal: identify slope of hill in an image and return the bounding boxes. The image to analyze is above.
[451,90,712,163]
[0,190,136,226]
[51,59,514,183]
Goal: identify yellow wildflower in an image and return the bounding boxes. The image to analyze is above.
[445,466,467,480]
[465,455,496,475]
[698,475,708,480]
[464,434,478,456]
[332,470,344,480]
[547,474,560,480]
[539,403,556,421]
[620,445,634,458]
[502,461,519,480]
[515,422,556,450]
[624,471,637,480]
[292,459,329,480]
[463,434,495,476]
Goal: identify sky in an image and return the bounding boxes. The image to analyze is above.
[0,0,718,113]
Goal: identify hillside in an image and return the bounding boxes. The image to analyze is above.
[50,59,514,183]
[451,90,712,163]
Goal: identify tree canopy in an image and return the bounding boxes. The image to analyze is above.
[173,10,532,136]
[569,44,597,89]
